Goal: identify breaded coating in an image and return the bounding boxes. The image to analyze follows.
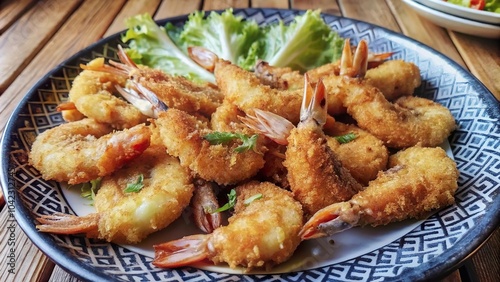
[364,60,421,101]
[336,78,456,148]
[153,181,303,271]
[69,58,148,128]
[93,141,194,243]
[326,122,388,185]
[300,146,459,239]
[131,65,223,117]
[352,146,458,226]
[37,136,194,244]
[285,122,363,216]
[154,109,266,185]
[29,119,151,184]
[215,59,304,124]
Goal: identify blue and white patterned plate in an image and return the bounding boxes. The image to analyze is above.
[1,8,499,282]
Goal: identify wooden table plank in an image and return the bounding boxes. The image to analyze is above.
[292,0,341,16]
[104,0,161,37]
[0,0,35,34]
[0,1,128,280]
[466,228,500,281]
[387,0,466,68]
[202,0,249,10]
[154,0,202,20]
[0,0,82,94]
[251,0,289,9]
[0,205,55,282]
[339,0,400,31]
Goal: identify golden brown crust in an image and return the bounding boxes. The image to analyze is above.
[352,146,458,226]
[284,124,363,215]
[209,181,303,270]
[325,122,389,185]
[155,109,265,185]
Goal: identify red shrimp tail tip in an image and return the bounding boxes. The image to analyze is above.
[36,213,99,235]
[153,234,210,268]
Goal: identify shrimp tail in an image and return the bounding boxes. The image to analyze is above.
[340,39,368,78]
[153,234,210,268]
[80,45,136,77]
[188,46,218,72]
[299,202,360,240]
[300,74,327,126]
[36,213,99,236]
[239,109,294,145]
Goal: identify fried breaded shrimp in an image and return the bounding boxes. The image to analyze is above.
[154,109,266,185]
[300,146,459,240]
[153,181,303,271]
[242,76,363,215]
[189,46,304,124]
[29,119,151,185]
[210,101,251,133]
[329,39,455,148]
[88,46,223,118]
[307,58,420,102]
[364,60,421,101]
[65,58,148,129]
[36,136,194,244]
[253,60,303,91]
[325,122,388,186]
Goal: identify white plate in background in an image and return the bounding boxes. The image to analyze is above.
[403,0,500,38]
[415,0,500,24]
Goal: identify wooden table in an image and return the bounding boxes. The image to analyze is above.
[0,0,498,281]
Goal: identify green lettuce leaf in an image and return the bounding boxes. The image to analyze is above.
[255,10,344,72]
[175,9,262,68]
[121,13,215,83]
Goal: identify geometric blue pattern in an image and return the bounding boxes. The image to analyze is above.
[1,8,499,282]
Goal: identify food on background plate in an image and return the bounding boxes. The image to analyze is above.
[445,0,500,13]
[29,9,459,272]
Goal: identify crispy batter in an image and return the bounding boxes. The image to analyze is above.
[29,119,151,184]
[37,136,194,244]
[68,58,148,128]
[325,122,389,185]
[334,77,456,148]
[154,109,266,185]
[93,140,194,243]
[209,181,303,270]
[285,122,363,216]
[153,181,303,271]
[352,146,458,226]
[300,146,459,239]
[364,60,421,101]
[132,65,223,117]
[215,59,304,124]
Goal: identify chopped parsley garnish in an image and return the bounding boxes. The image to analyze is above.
[334,132,357,144]
[203,132,259,153]
[124,174,144,193]
[211,189,237,213]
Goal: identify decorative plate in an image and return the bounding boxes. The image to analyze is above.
[1,8,499,282]
[403,0,500,38]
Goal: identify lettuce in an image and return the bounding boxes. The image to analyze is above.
[122,14,215,83]
[175,9,262,67]
[253,10,344,72]
[122,10,344,82]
